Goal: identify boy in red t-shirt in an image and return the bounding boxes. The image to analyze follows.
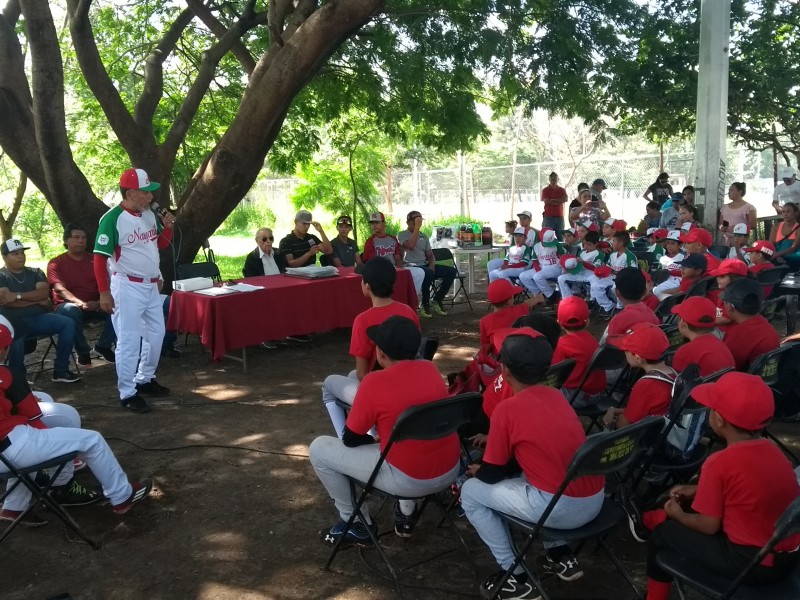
[706,258,747,326]
[721,278,780,370]
[645,373,800,600]
[311,316,460,544]
[606,268,660,338]
[461,333,605,598]
[479,279,544,346]
[745,240,777,296]
[554,297,606,406]
[670,296,735,376]
[641,271,659,311]
[321,258,419,437]
[604,323,674,430]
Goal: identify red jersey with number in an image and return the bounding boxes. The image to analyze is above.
[607,302,660,336]
[350,302,420,367]
[346,360,458,480]
[623,374,673,424]
[479,303,530,348]
[542,185,567,217]
[672,334,735,377]
[483,385,604,498]
[693,439,800,564]
[552,330,606,393]
[722,315,780,370]
[47,253,99,305]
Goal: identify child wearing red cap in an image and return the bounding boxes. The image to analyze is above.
[645,373,800,600]
[554,297,606,406]
[721,278,780,370]
[745,240,777,294]
[681,227,721,271]
[479,280,544,347]
[706,258,748,326]
[603,323,675,430]
[670,297,735,376]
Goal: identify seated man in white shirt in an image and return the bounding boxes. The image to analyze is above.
[242,228,286,277]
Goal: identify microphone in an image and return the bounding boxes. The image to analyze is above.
[150,201,168,218]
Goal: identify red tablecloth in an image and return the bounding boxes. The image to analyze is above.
[167,267,417,361]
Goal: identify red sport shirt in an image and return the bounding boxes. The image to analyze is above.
[672,334,735,377]
[552,330,606,394]
[350,302,420,369]
[722,315,780,371]
[479,302,530,348]
[607,302,660,337]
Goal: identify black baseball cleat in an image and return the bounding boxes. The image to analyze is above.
[121,394,151,413]
[136,379,170,397]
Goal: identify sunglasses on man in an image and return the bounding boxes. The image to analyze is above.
[261,236,274,242]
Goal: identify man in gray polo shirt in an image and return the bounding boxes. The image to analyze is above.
[397,211,457,318]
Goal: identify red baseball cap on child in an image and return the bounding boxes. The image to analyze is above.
[743,240,776,257]
[557,297,590,327]
[608,322,669,361]
[653,228,669,240]
[593,265,613,278]
[487,279,523,304]
[671,296,717,327]
[491,326,541,353]
[708,258,748,278]
[680,228,713,247]
[612,219,628,232]
[692,372,774,430]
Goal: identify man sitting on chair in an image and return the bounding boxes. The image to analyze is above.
[309,316,460,545]
[242,227,286,277]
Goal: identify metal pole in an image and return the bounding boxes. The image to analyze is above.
[458,151,466,217]
[693,0,731,236]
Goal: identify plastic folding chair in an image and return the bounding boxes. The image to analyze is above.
[659,323,685,364]
[176,261,221,282]
[0,443,100,549]
[490,416,665,600]
[655,292,687,324]
[757,265,790,299]
[568,344,630,434]
[26,335,81,383]
[684,276,717,299]
[323,392,484,598]
[432,248,472,309]
[541,359,576,389]
[656,495,800,599]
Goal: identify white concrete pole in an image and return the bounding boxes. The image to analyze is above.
[693,0,731,235]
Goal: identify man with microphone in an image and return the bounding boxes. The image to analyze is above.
[93,168,174,414]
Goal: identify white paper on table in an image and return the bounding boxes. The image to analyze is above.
[193,286,239,296]
[225,283,265,292]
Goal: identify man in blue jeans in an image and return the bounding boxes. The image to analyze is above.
[0,239,79,383]
[396,210,457,318]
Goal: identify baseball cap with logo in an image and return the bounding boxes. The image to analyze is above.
[1,239,30,256]
[666,230,682,241]
[671,296,717,327]
[517,210,533,219]
[603,217,616,227]
[559,254,584,275]
[680,221,695,232]
[653,228,669,240]
[675,253,708,271]
[513,227,526,236]
[367,211,386,223]
[337,215,353,226]
[487,279,523,304]
[681,228,713,247]
[646,227,657,237]
[732,223,749,236]
[608,322,669,361]
[557,296,590,327]
[366,316,421,361]
[119,168,160,192]
[708,258,748,278]
[743,240,776,257]
[540,228,558,246]
[563,227,576,236]
[692,372,774,431]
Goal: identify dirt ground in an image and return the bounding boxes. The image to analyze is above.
[4,290,798,600]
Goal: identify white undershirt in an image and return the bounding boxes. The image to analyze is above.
[259,248,280,276]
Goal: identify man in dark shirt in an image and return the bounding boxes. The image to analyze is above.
[0,239,79,383]
[327,215,362,268]
[278,210,332,267]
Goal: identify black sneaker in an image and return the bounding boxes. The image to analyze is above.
[49,479,101,506]
[161,345,182,358]
[394,501,420,538]
[77,354,92,366]
[618,487,648,543]
[480,570,540,600]
[318,519,376,547]
[52,370,81,383]
[286,334,312,343]
[112,479,153,515]
[538,552,583,582]
[94,345,116,363]
[136,379,170,397]
[0,508,48,528]
[121,394,151,413]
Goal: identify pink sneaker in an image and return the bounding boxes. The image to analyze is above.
[112,479,153,515]
[72,458,86,471]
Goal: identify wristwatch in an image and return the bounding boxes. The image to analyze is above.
[15,294,20,301]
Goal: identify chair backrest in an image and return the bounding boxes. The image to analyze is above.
[759,296,785,323]
[389,392,484,445]
[659,324,684,353]
[709,244,728,259]
[177,261,221,281]
[432,247,456,265]
[756,264,789,288]
[419,336,439,361]
[542,359,576,389]
[569,344,626,404]
[655,292,687,323]
[747,343,799,387]
[684,276,716,299]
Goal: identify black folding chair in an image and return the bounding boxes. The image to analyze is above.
[0,443,100,549]
[684,276,717,299]
[757,265,789,299]
[542,359,576,389]
[709,245,728,259]
[659,323,685,364]
[176,261,221,282]
[656,495,800,599]
[491,416,665,600]
[748,343,800,465]
[568,344,630,434]
[324,392,484,598]
[507,275,531,303]
[25,335,81,383]
[432,248,472,310]
[655,292,687,324]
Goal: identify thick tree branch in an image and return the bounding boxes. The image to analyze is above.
[268,0,294,47]
[284,0,319,41]
[134,8,194,130]
[0,170,26,241]
[186,0,256,74]
[2,0,21,25]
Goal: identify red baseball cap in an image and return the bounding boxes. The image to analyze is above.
[487,279,523,304]
[557,296,590,327]
[653,228,669,240]
[0,316,13,349]
[491,326,541,353]
[743,240,776,257]
[692,372,774,430]
[680,228,713,247]
[608,322,669,361]
[671,296,717,327]
[119,168,160,191]
[593,265,612,278]
[708,258,748,277]
[612,219,628,232]
[367,211,386,223]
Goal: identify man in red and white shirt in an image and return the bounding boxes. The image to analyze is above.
[94,168,175,414]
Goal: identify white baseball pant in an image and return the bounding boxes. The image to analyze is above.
[519,264,561,297]
[558,270,593,298]
[654,276,681,300]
